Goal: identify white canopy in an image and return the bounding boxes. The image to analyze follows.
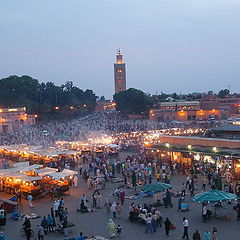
[20,164,43,172]
[47,172,67,180]
[18,176,43,182]
[34,167,57,176]
[61,169,78,175]
[0,172,26,178]
[47,169,77,180]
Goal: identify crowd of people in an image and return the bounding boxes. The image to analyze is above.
[0,112,237,240]
[0,112,165,146]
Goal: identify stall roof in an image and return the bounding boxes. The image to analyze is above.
[18,176,43,182]
[20,164,43,172]
[212,125,240,133]
[47,170,77,180]
[2,172,26,178]
[62,169,78,175]
[47,172,67,180]
[0,168,19,174]
[34,167,57,176]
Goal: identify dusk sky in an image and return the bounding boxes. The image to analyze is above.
[1,0,240,98]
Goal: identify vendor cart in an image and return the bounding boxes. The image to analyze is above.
[0,198,17,213]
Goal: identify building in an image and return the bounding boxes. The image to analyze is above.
[149,108,223,121]
[211,125,240,139]
[200,94,240,114]
[0,107,36,133]
[95,101,116,112]
[114,49,126,94]
[155,101,200,111]
[145,135,240,178]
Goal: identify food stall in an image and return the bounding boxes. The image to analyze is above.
[0,198,17,213]
[19,176,43,198]
[2,172,26,194]
[47,172,70,193]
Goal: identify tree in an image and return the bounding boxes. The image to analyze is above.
[99,96,105,102]
[218,89,229,98]
[0,75,97,119]
[113,88,153,114]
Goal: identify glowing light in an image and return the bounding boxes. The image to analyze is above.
[8,108,18,112]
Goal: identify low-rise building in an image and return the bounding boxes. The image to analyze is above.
[149,108,224,121]
[200,94,240,113]
[95,101,116,112]
[0,107,36,133]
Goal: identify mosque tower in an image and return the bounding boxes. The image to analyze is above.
[114,49,126,94]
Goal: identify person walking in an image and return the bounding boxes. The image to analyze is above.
[204,231,211,240]
[0,232,6,240]
[145,214,153,234]
[41,216,48,235]
[53,201,59,217]
[104,199,111,214]
[47,214,54,232]
[111,202,117,219]
[212,227,217,240]
[151,212,157,232]
[202,204,207,222]
[182,217,189,239]
[192,229,201,240]
[116,224,122,237]
[76,232,84,240]
[17,191,22,205]
[115,203,121,219]
[25,228,32,240]
[164,217,171,236]
[202,176,207,190]
[181,182,186,197]
[107,219,116,238]
[120,189,125,205]
[165,189,173,208]
[27,194,33,208]
[37,224,45,240]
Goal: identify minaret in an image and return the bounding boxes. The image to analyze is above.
[114,49,126,94]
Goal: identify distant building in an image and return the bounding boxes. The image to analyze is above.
[149,108,224,121]
[200,94,240,114]
[95,101,116,112]
[211,125,240,139]
[155,101,200,111]
[0,107,36,133]
[114,49,126,94]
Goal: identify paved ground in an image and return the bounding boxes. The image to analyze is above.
[0,155,239,240]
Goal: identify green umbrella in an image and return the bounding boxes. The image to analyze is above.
[57,134,67,139]
[141,182,172,193]
[193,190,237,203]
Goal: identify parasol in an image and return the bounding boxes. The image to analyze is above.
[141,182,172,193]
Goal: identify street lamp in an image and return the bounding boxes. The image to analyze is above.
[187,145,192,150]
[213,147,217,153]
[165,143,170,148]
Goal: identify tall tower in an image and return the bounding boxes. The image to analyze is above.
[114,49,126,94]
